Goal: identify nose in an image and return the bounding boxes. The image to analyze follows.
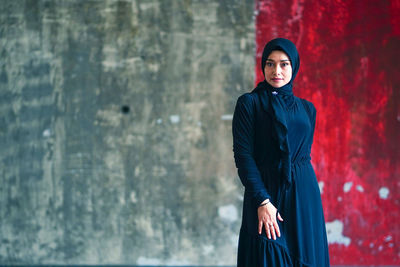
[272,64,281,75]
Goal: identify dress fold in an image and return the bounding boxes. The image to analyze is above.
[238,229,314,267]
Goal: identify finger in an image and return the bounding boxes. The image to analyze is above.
[264,222,271,239]
[258,219,263,234]
[270,223,277,240]
[277,212,284,221]
[274,221,281,238]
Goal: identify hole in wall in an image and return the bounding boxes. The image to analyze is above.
[121,105,130,114]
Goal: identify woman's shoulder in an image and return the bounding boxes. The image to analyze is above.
[297,97,316,117]
[236,90,260,106]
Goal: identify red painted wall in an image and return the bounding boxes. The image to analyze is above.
[255,0,400,265]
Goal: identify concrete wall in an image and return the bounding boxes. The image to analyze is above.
[2,0,399,265]
[0,0,254,264]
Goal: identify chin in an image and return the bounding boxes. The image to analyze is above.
[267,81,284,88]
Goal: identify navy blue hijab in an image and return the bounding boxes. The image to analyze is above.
[255,38,300,185]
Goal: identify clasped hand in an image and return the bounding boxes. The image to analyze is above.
[257,200,284,240]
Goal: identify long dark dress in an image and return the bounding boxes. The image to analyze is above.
[232,88,330,266]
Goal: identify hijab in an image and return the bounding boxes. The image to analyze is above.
[255,38,300,186]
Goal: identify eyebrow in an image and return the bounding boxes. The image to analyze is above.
[266,59,290,62]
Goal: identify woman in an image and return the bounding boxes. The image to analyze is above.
[232,38,330,266]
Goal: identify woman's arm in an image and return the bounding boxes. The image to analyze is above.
[233,93,283,240]
[310,103,317,148]
[301,98,317,150]
[232,94,270,206]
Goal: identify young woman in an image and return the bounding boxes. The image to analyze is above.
[232,38,330,266]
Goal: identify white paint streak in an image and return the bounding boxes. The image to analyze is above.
[218,204,238,222]
[136,257,161,265]
[119,194,125,205]
[102,60,121,68]
[95,108,122,127]
[240,38,246,50]
[318,181,324,194]
[42,128,51,137]
[384,235,392,242]
[221,114,233,120]
[379,187,389,199]
[170,115,180,124]
[130,191,137,203]
[156,118,162,124]
[152,165,167,176]
[326,220,351,246]
[343,182,353,193]
[166,258,191,265]
[231,234,239,248]
[356,185,364,192]
[337,196,343,202]
[202,244,214,255]
[134,166,141,176]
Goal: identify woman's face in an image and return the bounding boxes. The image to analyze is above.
[264,50,292,88]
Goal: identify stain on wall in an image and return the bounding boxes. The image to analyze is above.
[255,0,400,265]
[0,0,255,264]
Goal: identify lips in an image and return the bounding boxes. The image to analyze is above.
[271,78,283,82]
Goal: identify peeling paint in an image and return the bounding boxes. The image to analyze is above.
[356,185,364,192]
[130,191,137,203]
[220,114,233,120]
[230,234,239,248]
[326,220,351,247]
[169,115,180,124]
[343,182,353,193]
[42,128,51,137]
[165,258,191,266]
[318,181,324,194]
[379,187,389,199]
[218,204,238,222]
[95,108,123,127]
[136,257,161,265]
[202,244,214,255]
[384,235,392,242]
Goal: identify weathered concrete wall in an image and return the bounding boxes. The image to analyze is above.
[0,0,255,264]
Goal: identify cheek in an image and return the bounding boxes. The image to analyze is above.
[264,68,271,77]
[285,69,293,79]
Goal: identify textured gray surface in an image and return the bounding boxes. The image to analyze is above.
[0,0,255,265]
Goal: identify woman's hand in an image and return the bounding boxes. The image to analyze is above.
[257,199,284,240]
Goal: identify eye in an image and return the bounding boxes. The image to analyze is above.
[281,62,290,67]
[266,62,274,67]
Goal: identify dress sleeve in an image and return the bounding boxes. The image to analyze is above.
[232,94,271,206]
[301,98,317,150]
[309,102,317,149]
